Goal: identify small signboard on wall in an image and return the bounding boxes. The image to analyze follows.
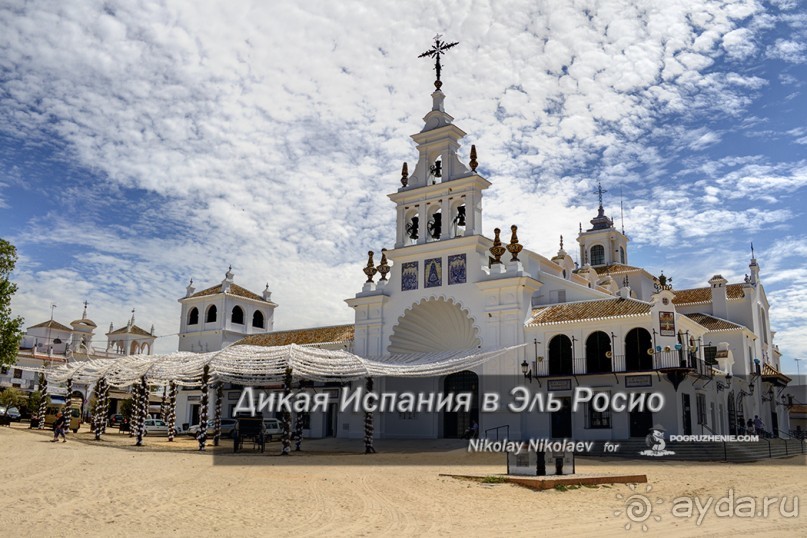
[625,375,652,388]
[547,379,572,391]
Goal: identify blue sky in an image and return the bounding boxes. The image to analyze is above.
[0,1,805,373]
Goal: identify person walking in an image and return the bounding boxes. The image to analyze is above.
[51,411,67,443]
[753,415,765,437]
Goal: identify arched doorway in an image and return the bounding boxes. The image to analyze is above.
[736,393,746,434]
[625,328,653,371]
[585,331,612,374]
[443,371,479,438]
[548,335,573,376]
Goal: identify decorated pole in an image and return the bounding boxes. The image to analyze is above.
[281,368,292,455]
[37,373,48,429]
[364,377,376,454]
[135,376,148,446]
[294,411,304,451]
[197,365,210,451]
[213,384,223,447]
[128,381,140,438]
[167,381,178,442]
[100,381,110,434]
[160,391,167,423]
[91,379,101,436]
[64,378,73,433]
[93,378,107,440]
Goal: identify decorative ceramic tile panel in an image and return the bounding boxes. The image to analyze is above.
[424,257,442,288]
[401,261,418,291]
[447,254,466,285]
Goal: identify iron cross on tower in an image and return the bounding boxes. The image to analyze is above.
[594,181,608,209]
[419,34,459,89]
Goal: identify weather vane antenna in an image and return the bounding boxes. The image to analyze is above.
[620,186,625,234]
[418,34,459,90]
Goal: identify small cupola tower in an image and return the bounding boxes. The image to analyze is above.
[551,235,575,279]
[577,182,629,268]
[69,300,97,352]
[389,37,490,248]
[749,243,761,286]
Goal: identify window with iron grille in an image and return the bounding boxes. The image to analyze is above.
[585,402,611,429]
[704,346,718,366]
[696,393,707,425]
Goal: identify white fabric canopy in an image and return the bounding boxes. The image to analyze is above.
[38,343,525,387]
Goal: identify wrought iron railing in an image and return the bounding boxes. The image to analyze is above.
[534,352,711,377]
[484,424,510,441]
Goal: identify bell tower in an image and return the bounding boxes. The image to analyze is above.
[390,37,490,249]
[577,181,629,268]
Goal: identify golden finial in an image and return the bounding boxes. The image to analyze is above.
[489,228,506,265]
[506,225,523,262]
[401,162,409,187]
[363,251,378,283]
[469,145,478,172]
[376,248,390,281]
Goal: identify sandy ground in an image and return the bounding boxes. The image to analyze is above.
[1,424,804,537]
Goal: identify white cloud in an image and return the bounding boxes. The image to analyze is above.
[1,0,806,359]
[767,39,807,63]
[722,28,757,60]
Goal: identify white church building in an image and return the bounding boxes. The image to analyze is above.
[2,303,156,414]
[172,72,791,442]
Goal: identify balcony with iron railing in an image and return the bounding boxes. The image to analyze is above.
[534,351,713,378]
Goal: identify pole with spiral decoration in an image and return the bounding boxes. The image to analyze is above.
[37,373,48,429]
[167,381,178,442]
[197,365,209,451]
[280,368,292,455]
[364,377,376,454]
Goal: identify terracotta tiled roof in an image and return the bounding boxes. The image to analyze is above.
[107,324,154,338]
[28,320,72,332]
[672,283,747,305]
[527,298,652,325]
[593,263,641,275]
[190,283,266,302]
[683,313,744,332]
[235,324,355,347]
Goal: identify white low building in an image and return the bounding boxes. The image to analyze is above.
[2,303,156,417]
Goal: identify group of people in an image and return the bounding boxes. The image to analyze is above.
[745,415,767,437]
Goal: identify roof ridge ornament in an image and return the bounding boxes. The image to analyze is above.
[489,228,506,265]
[506,225,523,262]
[655,271,673,292]
[418,34,459,90]
[376,249,391,281]
[363,251,378,283]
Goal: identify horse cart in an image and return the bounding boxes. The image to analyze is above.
[233,414,265,453]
